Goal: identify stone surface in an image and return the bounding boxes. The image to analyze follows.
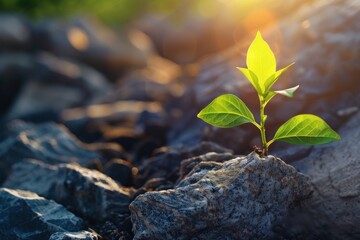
[3,53,111,122]
[130,153,312,239]
[166,107,254,153]
[49,231,99,240]
[178,152,235,182]
[0,188,85,240]
[291,111,360,239]
[34,16,147,76]
[4,159,131,222]
[0,14,32,50]
[61,100,165,148]
[104,159,134,187]
[0,121,101,183]
[0,53,33,116]
[134,141,232,187]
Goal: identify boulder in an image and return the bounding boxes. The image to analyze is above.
[0,188,85,240]
[49,231,99,240]
[3,53,111,122]
[104,159,134,187]
[130,153,312,239]
[291,111,360,239]
[61,100,165,148]
[34,17,147,76]
[0,121,101,183]
[134,141,232,187]
[0,14,32,50]
[0,53,33,116]
[4,159,131,222]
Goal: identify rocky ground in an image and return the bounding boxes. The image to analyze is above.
[0,0,360,239]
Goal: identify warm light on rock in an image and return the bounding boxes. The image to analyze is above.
[67,27,89,51]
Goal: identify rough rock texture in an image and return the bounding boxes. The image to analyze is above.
[49,231,99,240]
[134,141,232,187]
[130,153,312,239]
[178,152,235,182]
[3,159,131,222]
[0,121,101,183]
[0,188,85,240]
[291,111,360,239]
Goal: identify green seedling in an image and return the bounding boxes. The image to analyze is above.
[197,31,340,156]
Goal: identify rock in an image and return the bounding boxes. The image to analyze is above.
[62,101,163,132]
[134,141,232,187]
[0,121,101,183]
[4,53,111,122]
[178,152,235,182]
[0,14,32,50]
[49,231,99,240]
[93,219,133,240]
[130,153,312,239]
[291,111,360,239]
[167,108,253,152]
[0,53,33,116]
[95,55,182,103]
[104,159,134,187]
[34,16,147,76]
[0,188,85,240]
[4,159,132,222]
[135,12,241,65]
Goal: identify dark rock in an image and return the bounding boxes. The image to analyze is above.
[34,17,147,77]
[4,53,111,122]
[0,14,32,50]
[94,219,133,240]
[291,111,360,239]
[87,142,130,163]
[0,188,85,240]
[167,109,252,152]
[135,13,240,65]
[178,152,235,182]
[135,141,232,187]
[0,53,33,116]
[49,231,99,240]
[142,178,174,191]
[61,100,164,143]
[4,159,132,222]
[336,106,358,118]
[0,121,101,183]
[271,144,313,163]
[130,153,312,239]
[95,55,182,103]
[34,52,111,97]
[104,159,134,187]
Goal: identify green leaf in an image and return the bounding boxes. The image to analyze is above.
[274,85,299,97]
[197,94,255,128]
[246,31,276,88]
[272,114,340,145]
[263,91,277,106]
[264,62,294,92]
[237,67,262,94]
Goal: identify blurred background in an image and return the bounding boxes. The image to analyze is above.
[0,0,359,159]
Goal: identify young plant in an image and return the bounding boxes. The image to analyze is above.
[197,31,340,157]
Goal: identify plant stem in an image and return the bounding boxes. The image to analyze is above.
[259,96,268,156]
